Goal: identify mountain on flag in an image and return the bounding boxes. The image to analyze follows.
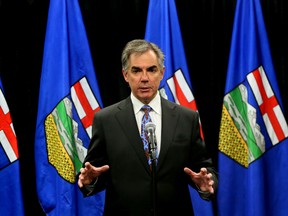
[144,0,214,215]
[217,0,288,215]
[0,77,25,215]
[34,0,105,215]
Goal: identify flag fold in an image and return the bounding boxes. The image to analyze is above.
[34,0,105,215]
[0,77,25,215]
[217,0,288,215]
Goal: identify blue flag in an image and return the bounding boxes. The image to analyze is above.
[145,0,214,215]
[217,0,288,215]
[0,77,25,215]
[34,0,105,215]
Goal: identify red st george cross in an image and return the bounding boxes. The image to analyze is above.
[172,73,197,111]
[72,81,100,130]
[253,68,285,141]
[171,70,203,139]
[0,101,19,159]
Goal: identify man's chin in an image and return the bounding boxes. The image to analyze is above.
[138,93,155,103]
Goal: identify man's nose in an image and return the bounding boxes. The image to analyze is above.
[141,71,149,80]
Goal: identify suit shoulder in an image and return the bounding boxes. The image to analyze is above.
[162,97,199,116]
[95,98,129,117]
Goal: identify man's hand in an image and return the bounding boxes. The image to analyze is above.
[184,167,214,194]
[78,162,109,188]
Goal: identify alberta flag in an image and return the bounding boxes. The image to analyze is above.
[217,0,288,215]
[0,77,25,215]
[34,0,105,215]
[145,0,214,215]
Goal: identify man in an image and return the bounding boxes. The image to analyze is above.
[78,39,218,216]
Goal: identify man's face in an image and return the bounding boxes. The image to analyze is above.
[122,50,164,104]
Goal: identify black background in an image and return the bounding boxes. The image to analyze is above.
[0,0,287,215]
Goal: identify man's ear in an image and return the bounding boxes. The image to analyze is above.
[122,69,129,82]
[160,67,165,80]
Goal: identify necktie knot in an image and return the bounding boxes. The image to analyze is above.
[141,105,152,112]
[141,105,152,120]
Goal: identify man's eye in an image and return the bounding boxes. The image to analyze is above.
[148,68,157,73]
[147,66,158,73]
[132,69,140,73]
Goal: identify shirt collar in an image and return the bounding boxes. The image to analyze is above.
[131,91,161,115]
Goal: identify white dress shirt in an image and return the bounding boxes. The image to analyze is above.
[131,92,162,155]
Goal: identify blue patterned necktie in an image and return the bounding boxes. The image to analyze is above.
[140,105,153,168]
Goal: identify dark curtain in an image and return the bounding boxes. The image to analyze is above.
[0,0,287,215]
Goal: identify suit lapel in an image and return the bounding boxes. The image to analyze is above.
[157,98,179,170]
[115,97,151,173]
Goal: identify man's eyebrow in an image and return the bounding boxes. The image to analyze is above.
[131,66,141,70]
[147,65,157,70]
[130,65,157,70]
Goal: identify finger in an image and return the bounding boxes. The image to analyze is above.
[207,173,213,179]
[102,165,110,169]
[183,167,193,175]
[100,165,110,172]
[84,162,92,169]
[78,179,83,188]
[200,167,207,175]
[208,187,214,194]
[184,167,200,180]
[79,167,85,174]
[93,165,110,177]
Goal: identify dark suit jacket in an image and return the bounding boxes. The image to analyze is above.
[81,96,217,216]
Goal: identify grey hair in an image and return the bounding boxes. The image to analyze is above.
[121,39,165,72]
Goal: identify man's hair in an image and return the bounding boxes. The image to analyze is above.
[121,39,165,72]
